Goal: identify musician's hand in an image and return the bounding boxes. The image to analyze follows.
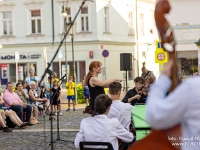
[133,94,141,100]
[162,59,174,77]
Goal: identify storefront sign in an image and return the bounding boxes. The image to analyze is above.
[0,54,42,60]
[1,55,27,60]
[15,52,19,62]
[30,54,41,59]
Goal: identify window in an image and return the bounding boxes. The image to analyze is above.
[104,7,109,32]
[128,12,133,34]
[30,10,41,34]
[81,7,89,31]
[140,14,144,36]
[2,11,13,35]
[66,7,71,23]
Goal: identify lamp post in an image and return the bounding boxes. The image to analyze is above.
[61,4,68,81]
[68,19,77,104]
[58,50,62,79]
[15,52,19,84]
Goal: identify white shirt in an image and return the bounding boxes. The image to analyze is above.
[74,114,133,150]
[107,100,133,131]
[146,75,200,150]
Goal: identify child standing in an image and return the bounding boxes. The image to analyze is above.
[52,80,62,116]
[66,76,75,111]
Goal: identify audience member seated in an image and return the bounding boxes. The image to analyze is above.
[28,81,50,116]
[122,77,147,105]
[16,83,40,124]
[22,81,28,94]
[107,82,135,149]
[74,94,133,150]
[3,82,32,124]
[0,97,28,128]
[0,109,12,132]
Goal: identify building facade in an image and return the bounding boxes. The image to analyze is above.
[162,0,200,78]
[0,0,157,88]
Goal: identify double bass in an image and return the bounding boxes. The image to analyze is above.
[129,0,181,150]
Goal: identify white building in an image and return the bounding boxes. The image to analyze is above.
[161,0,200,78]
[0,0,158,87]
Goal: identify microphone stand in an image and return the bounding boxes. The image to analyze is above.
[38,0,91,149]
[51,75,73,144]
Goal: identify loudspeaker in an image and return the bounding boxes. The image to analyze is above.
[120,53,132,71]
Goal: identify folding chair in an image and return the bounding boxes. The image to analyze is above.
[80,141,114,150]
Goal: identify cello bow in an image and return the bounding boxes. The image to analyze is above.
[129,0,181,150]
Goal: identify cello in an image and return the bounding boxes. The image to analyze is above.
[129,0,181,150]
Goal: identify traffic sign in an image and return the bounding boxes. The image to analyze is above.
[155,49,168,64]
[156,40,163,51]
[58,50,62,58]
[102,50,109,58]
[15,52,19,62]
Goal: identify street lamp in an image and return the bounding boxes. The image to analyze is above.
[58,50,62,79]
[61,4,68,82]
[67,19,77,104]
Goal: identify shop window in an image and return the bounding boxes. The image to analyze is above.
[177,51,198,76]
[53,61,85,84]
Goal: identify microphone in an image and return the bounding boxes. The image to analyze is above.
[58,74,66,81]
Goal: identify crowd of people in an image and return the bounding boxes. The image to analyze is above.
[75,60,200,150]
[0,69,65,132]
[74,61,156,150]
[3,59,198,150]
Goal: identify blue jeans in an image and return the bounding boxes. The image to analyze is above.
[46,94,50,99]
[10,105,32,122]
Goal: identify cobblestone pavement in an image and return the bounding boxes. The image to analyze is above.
[0,131,78,150]
[0,108,90,150]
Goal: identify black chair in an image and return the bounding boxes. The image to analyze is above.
[80,141,114,150]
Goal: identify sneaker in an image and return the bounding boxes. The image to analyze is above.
[55,113,57,116]
[3,127,12,132]
[73,108,75,111]
[66,109,70,111]
[59,113,63,116]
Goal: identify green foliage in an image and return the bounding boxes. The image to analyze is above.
[76,84,86,104]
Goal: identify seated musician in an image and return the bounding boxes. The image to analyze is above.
[142,76,154,97]
[107,82,133,131]
[122,77,146,105]
[107,82,135,149]
[146,60,200,150]
[74,94,133,150]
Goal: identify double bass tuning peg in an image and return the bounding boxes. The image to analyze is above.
[163,43,173,52]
